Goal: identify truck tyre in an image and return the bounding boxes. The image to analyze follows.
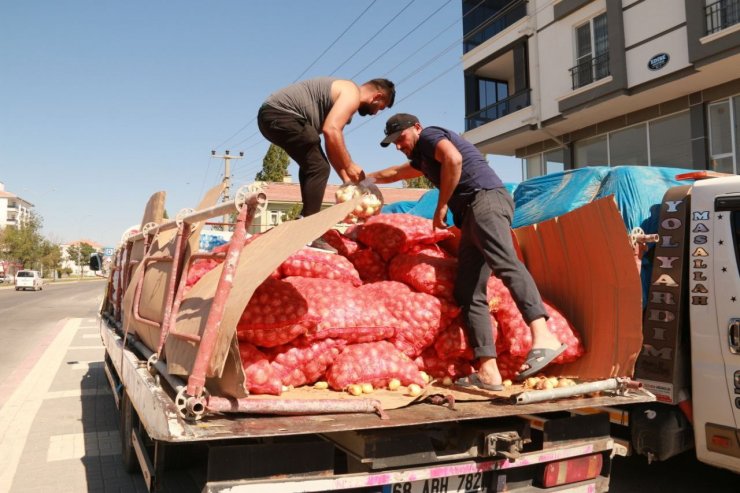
[120,391,140,473]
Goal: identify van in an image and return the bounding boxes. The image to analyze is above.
[15,270,43,291]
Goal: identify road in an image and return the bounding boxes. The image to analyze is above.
[0,280,737,492]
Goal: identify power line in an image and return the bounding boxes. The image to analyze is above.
[350,0,453,81]
[329,0,418,76]
[293,0,378,83]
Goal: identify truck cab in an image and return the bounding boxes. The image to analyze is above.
[689,175,740,471]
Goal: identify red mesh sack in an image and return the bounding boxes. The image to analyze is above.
[236,278,315,347]
[357,213,455,261]
[185,243,230,289]
[488,276,585,363]
[321,229,359,257]
[269,337,346,387]
[415,348,473,379]
[496,351,527,381]
[348,248,388,283]
[238,342,282,395]
[388,253,458,300]
[327,341,426,389]
[285,277,396,343]
[434,318,474,360]
[405,244,452,259]
[280,248,362,286]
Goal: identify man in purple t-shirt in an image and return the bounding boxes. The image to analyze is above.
[369,113,566,390]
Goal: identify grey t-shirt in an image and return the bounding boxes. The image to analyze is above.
[263,77,338,133]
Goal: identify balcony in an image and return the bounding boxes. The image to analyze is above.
[465,88,531,130]
[569,52,610,90]
[463,0,528,54]
[706,0,740,35]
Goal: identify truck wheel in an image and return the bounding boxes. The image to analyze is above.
[120,391,140,473]
[15,287,19,291]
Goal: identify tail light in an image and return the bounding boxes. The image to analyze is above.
[542,453,603,488]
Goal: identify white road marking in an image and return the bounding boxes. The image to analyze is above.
[0,318,82,491]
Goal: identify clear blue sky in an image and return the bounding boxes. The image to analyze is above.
[1,1,523,247]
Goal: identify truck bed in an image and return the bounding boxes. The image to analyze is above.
[102,318,655,443]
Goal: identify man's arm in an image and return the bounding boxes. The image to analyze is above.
[323,80,364,182]
[433,139,462,229]
[368,162,423,184]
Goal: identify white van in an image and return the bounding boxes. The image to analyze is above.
[15,270,43,291]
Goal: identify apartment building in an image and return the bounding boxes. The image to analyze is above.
[0,181,34,229]
[461,0,740,179]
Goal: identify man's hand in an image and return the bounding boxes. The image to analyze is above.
[433,203,449,230]
[345,163,366,183]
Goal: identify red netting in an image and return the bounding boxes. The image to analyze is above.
[327,341,426,389]
[415,348,473,379]
[357,213,454,261]
[285,277,396,343]
[388,253,458,301]
[269,337,347,387]
[236,278,315,347]
[348,248,388,283]
[320,229,359,257]
[280,248,362,286]
[238,342,282,395]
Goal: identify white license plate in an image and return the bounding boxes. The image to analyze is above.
[383,472,486,493]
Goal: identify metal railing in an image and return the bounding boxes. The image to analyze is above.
[569,52,610,90]
[706,0,740,35]
[465,89,531,131]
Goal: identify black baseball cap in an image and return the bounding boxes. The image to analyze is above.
[380,113,419,147]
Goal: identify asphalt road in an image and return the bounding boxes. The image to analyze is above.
[0,280,105,397]
[0,280,737,492]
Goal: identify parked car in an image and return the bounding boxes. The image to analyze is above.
[15,270,43,291]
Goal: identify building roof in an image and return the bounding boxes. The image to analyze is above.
[0,190,34,206]
[256,181,428,205]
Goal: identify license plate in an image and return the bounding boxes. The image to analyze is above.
[383,472,486,493]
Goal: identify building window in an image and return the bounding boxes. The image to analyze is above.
[649,112,693,168]
[708,96,739,173]
[524,148,567,179]
[269,210,282,226]
[705,0,740,35]
[570,13,609,89]
[574,134,609,167]
[609,124,648,166]
[462,0,528,53]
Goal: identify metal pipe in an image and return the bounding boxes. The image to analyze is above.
[186,205,251,397]
[512,378,642,405]
[204,396,389,419]
[126,191,266,243]
[130,338,187,395]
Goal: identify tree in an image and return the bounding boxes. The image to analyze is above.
[39,240,63,278]
[0,212,45,268]
[404,176,434,189]
[67,242,97,275]
[255,144,290,182]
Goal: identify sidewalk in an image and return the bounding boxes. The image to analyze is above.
[0,317,146,492]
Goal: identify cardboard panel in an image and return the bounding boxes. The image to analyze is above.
[514,197,643,379]
[122,185,225,350]
[166,197,362,387]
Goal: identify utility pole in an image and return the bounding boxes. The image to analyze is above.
[211,150,244,227]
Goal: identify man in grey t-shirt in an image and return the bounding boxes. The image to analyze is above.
[258,78,395,225]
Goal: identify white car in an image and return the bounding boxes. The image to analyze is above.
[15,270,43,291]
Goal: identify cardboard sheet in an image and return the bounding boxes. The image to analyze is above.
[246,386,421,411]
[166,196,362,398]
[122,184,225,351]
[514,196,643,379]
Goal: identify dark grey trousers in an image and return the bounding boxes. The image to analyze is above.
[453,188,548,359]
[257,105,330,217]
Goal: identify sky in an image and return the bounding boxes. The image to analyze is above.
[1,1,523,248]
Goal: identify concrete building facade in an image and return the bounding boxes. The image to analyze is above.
[0,181,34,229]
[461,0,740,179]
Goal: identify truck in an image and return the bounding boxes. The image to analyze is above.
[92,181,665,492]
[570,171,740,474]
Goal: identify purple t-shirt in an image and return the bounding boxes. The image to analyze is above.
[409,126,504,226]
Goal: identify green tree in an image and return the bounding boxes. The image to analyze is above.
[255,144,290,182]
[404,176,434,189]
[283,203,303,221]
[39,240,63,278]
[67,242,97,274]
[0,212,44,268]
